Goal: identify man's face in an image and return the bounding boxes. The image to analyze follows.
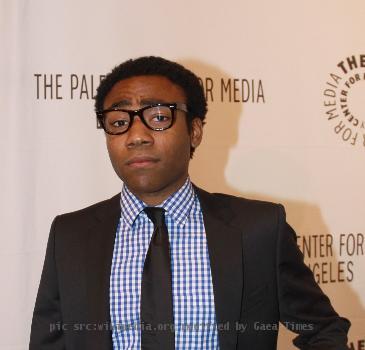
[103,75,203,205]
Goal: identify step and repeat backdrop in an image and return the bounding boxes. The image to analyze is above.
[1,0,364,349]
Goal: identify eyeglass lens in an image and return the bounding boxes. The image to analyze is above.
[104,105,173,134]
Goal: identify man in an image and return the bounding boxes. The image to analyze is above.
[30,56,350,350]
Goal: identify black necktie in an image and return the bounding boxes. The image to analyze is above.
[141,207,175,349]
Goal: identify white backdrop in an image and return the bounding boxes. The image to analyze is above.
[1,0,364,349]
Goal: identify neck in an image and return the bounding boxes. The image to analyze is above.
[128,176,189,206]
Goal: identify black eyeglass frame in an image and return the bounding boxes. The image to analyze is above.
[96,102,189,135]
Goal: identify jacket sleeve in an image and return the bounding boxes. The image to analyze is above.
[29,217,65,350]
[276,205,351,350]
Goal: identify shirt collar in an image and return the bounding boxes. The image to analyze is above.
[120,177,195,228]
[160,177,195,227]
[120,185,145,228]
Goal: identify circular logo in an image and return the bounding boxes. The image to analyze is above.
[323,54,365,148]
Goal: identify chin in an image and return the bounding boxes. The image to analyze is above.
[124,177,163,194]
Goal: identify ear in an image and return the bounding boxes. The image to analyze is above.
[190,118,203,149]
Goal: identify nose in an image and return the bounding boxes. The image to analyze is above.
[125,115,154,148]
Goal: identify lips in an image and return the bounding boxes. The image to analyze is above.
[125,156,159,168]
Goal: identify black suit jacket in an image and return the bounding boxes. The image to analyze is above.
[30,187,350,349]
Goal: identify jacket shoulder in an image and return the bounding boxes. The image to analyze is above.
[211,191,280,209]
[53,193,121,228]
[195,186,282,216]
[194,186,285,237]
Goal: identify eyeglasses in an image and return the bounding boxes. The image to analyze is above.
[96,102,189,135]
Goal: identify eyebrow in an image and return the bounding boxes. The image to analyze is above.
[110,99,130,108]
[109,98,168,109]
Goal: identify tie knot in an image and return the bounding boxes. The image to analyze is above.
[143,207,166,227]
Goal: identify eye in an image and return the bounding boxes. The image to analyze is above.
[112,119,129,127]
[105,110,130,129]
[144,106,173,128]
[152,114,170,122]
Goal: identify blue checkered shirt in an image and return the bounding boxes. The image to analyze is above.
[110,178,219,349]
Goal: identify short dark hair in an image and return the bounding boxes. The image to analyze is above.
[94,56,207,128]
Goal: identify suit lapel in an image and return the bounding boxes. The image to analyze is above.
[195,187,243,350]
[83,194,121,350]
